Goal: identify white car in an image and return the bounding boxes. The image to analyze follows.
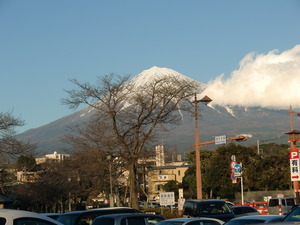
[0,209,63,225]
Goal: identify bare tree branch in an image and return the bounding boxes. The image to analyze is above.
[63,73,200,209]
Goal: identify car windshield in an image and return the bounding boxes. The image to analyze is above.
[57,214,80,225]
[283,207,300,222]
[197,202,232,215]
[225,219,265,225]
[158,220,222,225]
[157,221,184,225]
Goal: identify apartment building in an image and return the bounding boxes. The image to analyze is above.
[147,145,190,201]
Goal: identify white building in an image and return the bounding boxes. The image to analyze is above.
[155,145,165,166]
[35,151,70,164]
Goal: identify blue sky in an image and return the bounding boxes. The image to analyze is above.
[0,1,299,133]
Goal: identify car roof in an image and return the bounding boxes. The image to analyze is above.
[231,206,257,208]
[96,213,164,219]
[0,209,63,224]
[161,217,224,223]
[230,215,284,220]
[60,207,137,215]
[185,199,226,203]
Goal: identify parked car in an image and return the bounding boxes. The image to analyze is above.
[226,201,235,207]
[92,213,165,225]
[183,200,235,222]
[57,207,139,225]
[156,217,225,225]
[224,215,284,225]
[41,213,62,220]
[268,197,296,215]
[0,209,63,225]
[230,206,260,217]
[281,205,300,222]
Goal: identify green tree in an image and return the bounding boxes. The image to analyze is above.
[16,155,36,171]
[162,180,180,199]
[182,143,292,200]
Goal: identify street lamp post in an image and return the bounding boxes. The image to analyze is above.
[193,94,212,200]
[107,155,114,207]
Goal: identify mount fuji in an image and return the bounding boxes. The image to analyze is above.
[17,66,293,155]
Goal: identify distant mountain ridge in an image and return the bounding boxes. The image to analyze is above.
[16,67,294,155]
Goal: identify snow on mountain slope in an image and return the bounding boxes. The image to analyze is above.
[79,66,206,118]
[224,106,236,118]
[131,66,206,89]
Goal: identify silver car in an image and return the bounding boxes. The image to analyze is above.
[0,209,63,225]
[156,217,225,225]
[224,215,284,225]
[92,213,165,225]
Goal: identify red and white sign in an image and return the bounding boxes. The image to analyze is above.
[290,150,300,181]
[230,161,237,169]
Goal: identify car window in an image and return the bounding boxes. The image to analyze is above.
[286,198,295,206]
[282,200,286,206]
[79,213,95,225]
[156,221,183,225]
[243,207,257,213]
[268,199,279,207]
[269,217,284,223]
[197,202,231,215]
[186,222,200,225]
[232,208,243,214]
[57,214,79,225]
[0,218,6,225]
[225,219,265,225]
[146,216,164,225]
[14,218,58,225]
[283,207,300,222]
[122,217,146,225]
[93,217,114,225]
[201,220,223,225]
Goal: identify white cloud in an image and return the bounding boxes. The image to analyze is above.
[203,45,300,109]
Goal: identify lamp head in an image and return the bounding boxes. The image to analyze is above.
[200,95,212,105]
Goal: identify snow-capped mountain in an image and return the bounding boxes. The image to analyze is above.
[17,67,294,155]
[130,66,206,88]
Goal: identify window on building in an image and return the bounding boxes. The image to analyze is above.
[156,185,161,191]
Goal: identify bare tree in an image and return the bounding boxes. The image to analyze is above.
[62,73,199,209]
[0,112,34,161]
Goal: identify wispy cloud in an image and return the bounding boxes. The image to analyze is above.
[204,45,300,109]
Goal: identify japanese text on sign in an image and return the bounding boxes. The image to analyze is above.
[290,150,300,181]
[215,135,226,145]
[159,192,175,206]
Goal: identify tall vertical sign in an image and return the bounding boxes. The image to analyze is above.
[290,150,300,181]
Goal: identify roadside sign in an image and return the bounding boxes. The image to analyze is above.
[231,172,237,180]
[234,172,241,177]
[215,135,226,145]
[178,188,183,199]
[234,164,242,173]
[231,172,237,183]
[230,161,237,169]
[159,192,175,206]
[231,155,236,161]
[290,150,300,181]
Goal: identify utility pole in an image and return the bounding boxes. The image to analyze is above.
[193,94,212,200]
[286,105,300,204]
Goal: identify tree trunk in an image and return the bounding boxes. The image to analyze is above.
[129,162,139,210]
